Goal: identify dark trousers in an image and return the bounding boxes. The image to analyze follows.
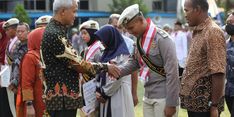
[187,111,210,117]
[188,111,221,117]
[48,109,77,117]
[0,87,13,117]
[179,66,184,76]
[225,95,234,117]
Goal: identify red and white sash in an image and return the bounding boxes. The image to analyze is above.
[85,41,102,61]
[139,18,157,80]
[5,37,18,65]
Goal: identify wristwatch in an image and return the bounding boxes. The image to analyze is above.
[208,101,218,107]
[26,101,33,106]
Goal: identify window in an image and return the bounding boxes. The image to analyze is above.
[152,0,163,11]
[24,0,34,10]
[36,1,45,10]
[24,0,46,10]
[0,1,8,12]
[79,0,89,10]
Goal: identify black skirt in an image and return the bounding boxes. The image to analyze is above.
[0,87,13,117]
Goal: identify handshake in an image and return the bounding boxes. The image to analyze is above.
[56,36,121,81]
[70,60,121,81]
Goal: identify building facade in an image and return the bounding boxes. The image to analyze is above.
[0,0,177,27]
[84,0,177,13]
[0,0,177,13]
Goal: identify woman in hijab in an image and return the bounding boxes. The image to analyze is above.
[95,25,135,117]
[0,21,13,117]
[79,20,103,63]
[79,20,104,117]
[16,27,46,117]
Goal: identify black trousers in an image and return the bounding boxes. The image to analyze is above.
[179,66,184,76]
[187,111,221,117]
[48,109,77,117]
[225,95,234,117]
[187,111,210,117]
[0,87,13,117]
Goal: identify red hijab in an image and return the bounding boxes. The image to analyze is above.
[0,21,10,64]
[27,27,45,55]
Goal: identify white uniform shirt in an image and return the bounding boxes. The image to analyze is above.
[171,31,188,68]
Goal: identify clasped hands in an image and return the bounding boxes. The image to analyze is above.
[71,60,121,79]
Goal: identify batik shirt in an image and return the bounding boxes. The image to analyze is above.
[180,18,226,112]
[10,41,28,87]
[41,19,106,110]
[41,19,84,110]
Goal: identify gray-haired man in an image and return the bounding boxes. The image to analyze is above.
[40,0,120,117]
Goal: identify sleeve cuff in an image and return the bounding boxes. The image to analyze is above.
[11,79,18,87]
[22,89,34,101]
[166,97,179,107]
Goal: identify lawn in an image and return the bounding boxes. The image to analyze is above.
[135,81,230,117]
[77,81,230,117]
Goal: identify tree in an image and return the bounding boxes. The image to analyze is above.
[14,4,31,25]
[215,0,227,18]
[109,0,148,16]
[226,0,234,15]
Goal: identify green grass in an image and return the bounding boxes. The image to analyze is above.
[135,81,230,117]
[77,81,231,117]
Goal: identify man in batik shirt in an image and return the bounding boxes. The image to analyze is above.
[9,22,30,93]
[180,0,226,117]
[40,0,120,117]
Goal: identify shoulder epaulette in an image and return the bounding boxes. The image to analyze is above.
[157,27,169,39]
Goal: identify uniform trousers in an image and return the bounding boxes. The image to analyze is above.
[143,97,179,117]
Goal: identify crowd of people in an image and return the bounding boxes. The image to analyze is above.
[0,0,234,117]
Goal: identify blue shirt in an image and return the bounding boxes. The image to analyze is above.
[225,38,234,97]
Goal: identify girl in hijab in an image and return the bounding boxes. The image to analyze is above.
[16,27,46,117]
[79,20,103,63]
[95,25,135,117]
[79,20,104,117]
